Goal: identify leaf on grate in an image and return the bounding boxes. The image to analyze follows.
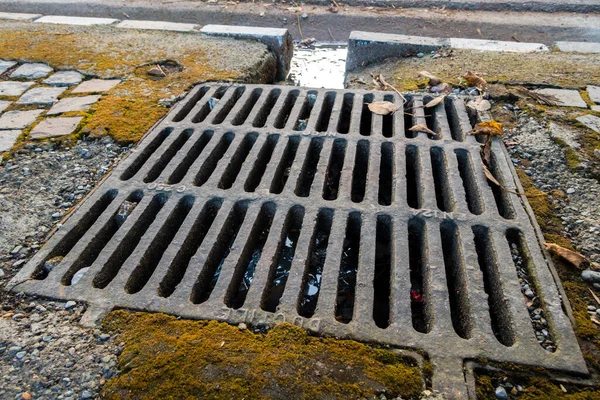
[368,101,399,115]
[424,95,447,108]
[409,123,439,138]
[545,243,589,269]
[481,163,528,196]
[469,120,503,136]
[515,86,559,106]
[466,98,491,112]
[464,71,487,89]
[418,70,442,86]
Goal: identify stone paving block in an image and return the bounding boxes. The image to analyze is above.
[48,95,100,115]
[43,71,84,87]
[0,130,21,152]
[0,81,34,96]
[449,38,549,52]
[35,16,119,26]
[71,79,120,94]
[0,110,43,130]
[588,85,600,104]
[17,87,66,105]
[0,60,17,75]
[0,100,11,113]
[117,20,198,32]
[10,63,53,79]
[535,88,587,108]
[0,12,42,21]
[555,41,600,54]
[30,117,83,139]
[549,122,581,149]
[592,106,600,112]
[577,115,600,133]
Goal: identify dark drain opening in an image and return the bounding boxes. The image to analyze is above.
[62,191,143,286]
[93,193,167,289]
[144,129,194,183]
[351,140,370,203]
[382,95,394,138]
[271,136,301,194]
[227,202,276,309]
[430,147,454,212]
[337,93,354,134]
[335,211,361,324]
[232,88,263,126]
[315,92,336,132]
[374,214,392,329]
[378,142,394,206]
[167,130,213,185]
[194,132,234,187]
[253,88,281,128]
[125,195,195,294]
[404,97,416,138]
[245,134,280,192]
[274,90,299,129]
[424,97,439,140]
[193,85,227,123]
[409,217,431,334]
[212,86,246,124]
[173,86,209,122]
[218,133,259,190]
[445,97,464,141]
[323,139,347,201]
[293,91,317,131]
[295,137,324,197]
[455,149,484,215]
[298,208,334,318]
[121,128,172,181]
[190,201,248,304]
[158,199,222,298]
[360,94,374,136]
[406,145,422,209]
[440,221,472,339]
[486,153,515,219]
[472,225,514,347]
[262,205,304,312]
[32,189,118,280]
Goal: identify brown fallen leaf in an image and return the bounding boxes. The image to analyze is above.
[424,95,447,108]
[515,86,559,106]
[482,163,529,196]
[147,65,166,77]
[469,120,503,136]
[409,123,439,138]
[591,317,600,326]
[371,72,387,90]
[481,137,492,166]
[368,101,399,115]
[464,71,487,89]
[589,289,600,305]
[545,243,589,269]
[418,70,442,86]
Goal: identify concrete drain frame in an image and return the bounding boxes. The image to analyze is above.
[9,83,589,397]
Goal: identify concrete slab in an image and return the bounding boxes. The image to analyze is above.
[10,63,53,79]
[200,24,292,81]
[549,122,582,149]
[0,81,34,97]
[0,130,21,152]
[29,116,83,139]
[592,106,600,112]
[43,70,84,87]
[71,79,120,94]
[0,12,41,21]
[35,16,119,26]
[116,20,198,32]
[17,87,66,105]
[0,110,43,130]
[577,114,600,133]
[554,41,600,54]
[48,95,100,115]
[0,59,17,74]
[535,88,587,108]
[0,100,11,113]
[449,38,549,52]
[587,85,600,104]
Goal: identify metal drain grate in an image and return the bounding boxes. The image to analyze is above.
[10,84,587,396]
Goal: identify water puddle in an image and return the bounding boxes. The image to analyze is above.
[287,43,347,89]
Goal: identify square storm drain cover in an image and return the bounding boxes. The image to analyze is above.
[10,84,587,395]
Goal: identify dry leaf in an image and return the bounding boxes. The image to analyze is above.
[424,95,447,108]
[466,98,491,112]
[481,137,492,166]
[515,86,559,106]
[368,101,399,115]
[147,65,166,77]
[418,70,441,86]
[591,317,600,326]
[464,71,487,89]
[545,243,589,269]
[371,73,388,90]
[589,289,600,305]
[409,123,439,138]
[469,120,503,136]
[482,163,527,196]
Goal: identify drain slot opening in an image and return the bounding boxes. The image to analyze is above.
[455,149,484,215]
[445,97,464,141]
[219,133,259,190]
[226,202,276,309]
[298,209,334,318]
[245,134,279,192]
[93,193,167,289]
[232,88,263,126]
[144,129,194,183]
[486,153,516,219]
[167,130,213,184]
[192,85,227,123]
[158,199,222,298]
[378,142,394,206]
[430,147,454,212]
[337,93,354,134]
[262,205,304,312]
[315,92,336,132]
[212,86,246,124]
[360,94,374,136]
[440,221,472,339]
[374,214,392,329]
[323,139,347,201]
[172,86,209,122]
[409,217,431,333]
[335,211,361,324]
[274,90,299,129]
[253,88,281,128]
[382,94,394,138]
[351,140,370,203]
[295,137,324,197]
[404,97,416,138]
[293,91,317,131]
[194,132,234,187]
[406,145,422,209]
[190,201,248,304]
[121,128,172,181]
[472,225,514,347]
[424,97,439,140]
[270,136,301,194]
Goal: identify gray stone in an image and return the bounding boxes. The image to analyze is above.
[43,71,84,87]
[48,95,100,115]
[81,391,93,399]
[10,63,53,79]
[35,15,119,25]
[0,100,11,113]
[17,87,66,105]
[495,386,508,400]
[30,117,83,139]
[0,81,34,96]
[587,85,600,104]
[524,289,535,298]
[0,110,43,130]
[577,114,600,133]
[65,300,77,309]
[116,20,198,32]
[72,79,120,94]
[0,59,17,74]
[582,269,600,284]
[535,88,587,108]
[567,188,576,194]
[549,122,582,149]
[0,130,20,152]
[15,351,26,359]
[0,12,42,21]
[554,41,600,54]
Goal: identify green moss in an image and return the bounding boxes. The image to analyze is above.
[101,311,423,399]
